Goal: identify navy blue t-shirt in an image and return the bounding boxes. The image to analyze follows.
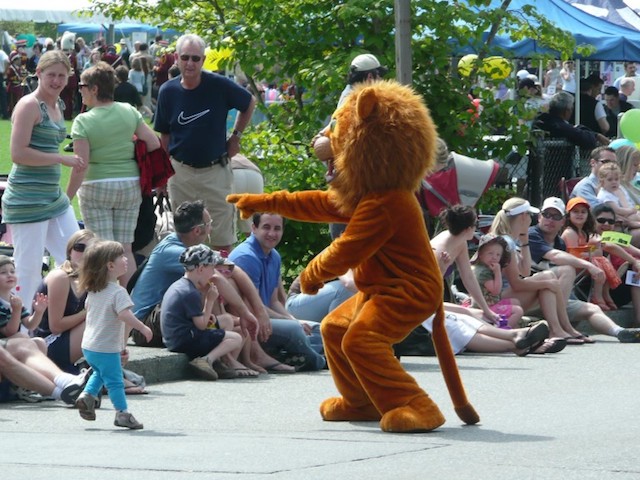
[528,225,567,264]
[154,72,252,166]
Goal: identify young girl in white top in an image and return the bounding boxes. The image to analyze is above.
[75,240,152,430]
[597,162,640,225]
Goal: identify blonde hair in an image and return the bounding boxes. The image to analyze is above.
[615,146,640,204]
[489,197,529,236]
[78,240,124,293]
[61,229,97,277]
[36,50,71,74]
[598,162,622,184]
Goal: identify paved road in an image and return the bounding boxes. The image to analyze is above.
[2,334,639,479]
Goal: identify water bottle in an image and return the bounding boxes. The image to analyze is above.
[498,315,510,329]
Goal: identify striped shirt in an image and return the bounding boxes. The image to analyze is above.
[82,282,134,353]
[2,99,70,224]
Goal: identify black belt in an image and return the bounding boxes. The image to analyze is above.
[173,153,229,169]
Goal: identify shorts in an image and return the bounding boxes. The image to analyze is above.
[422,312,482,354]
[490,299,514,318]
[43,331,77,374]
[169,159,236,247]
[78,179,142,244]
[171,328,226,360]
[232,168,264,234]
[525,299,584,323]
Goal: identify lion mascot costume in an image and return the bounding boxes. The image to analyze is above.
[228,80,479,432]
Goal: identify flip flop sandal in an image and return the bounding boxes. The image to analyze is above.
[515,321,550,350]
[575,334,596,344]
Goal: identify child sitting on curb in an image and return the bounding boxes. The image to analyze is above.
[160,244,244,380]
[0,255,49,345]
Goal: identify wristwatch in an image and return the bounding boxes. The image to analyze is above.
[232,129,243,138]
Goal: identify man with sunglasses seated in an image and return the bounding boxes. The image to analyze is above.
[570,146,617,207]
[154,33,256,254]
[528,197,640,343]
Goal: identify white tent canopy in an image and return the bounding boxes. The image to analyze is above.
[0,0,115,24]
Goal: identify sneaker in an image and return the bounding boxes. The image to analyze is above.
[617,328,640,343]
[114,411,144,430]
[189,357,218,381]
[75,392,96,421]
[60,367,93,405]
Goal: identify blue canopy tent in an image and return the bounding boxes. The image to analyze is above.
[461,0,640,61]
[57,23,178,37]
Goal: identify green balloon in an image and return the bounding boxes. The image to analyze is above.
[620,109,640,143]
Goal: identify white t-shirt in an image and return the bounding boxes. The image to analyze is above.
[82,281,134,353]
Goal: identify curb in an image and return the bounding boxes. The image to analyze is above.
[125,345,190,384]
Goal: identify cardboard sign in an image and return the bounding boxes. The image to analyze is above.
[600,231,632,246]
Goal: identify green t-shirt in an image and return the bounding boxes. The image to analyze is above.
[71,102,142,181]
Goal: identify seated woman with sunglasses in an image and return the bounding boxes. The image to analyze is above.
[33,230,96,373]
[489,197,583,347]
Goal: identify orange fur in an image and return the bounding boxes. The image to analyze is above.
[228,80,478,432]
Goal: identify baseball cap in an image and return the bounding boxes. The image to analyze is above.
[518,78,536,90]
[541,197,566,215]
[516,69,530,81]
[351,53,387,74]
[566,196,590,212]
[179,244,216,271]
[119,38,127,44]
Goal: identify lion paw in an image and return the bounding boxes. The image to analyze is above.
[379,396,445,433]
[320,397,382,422]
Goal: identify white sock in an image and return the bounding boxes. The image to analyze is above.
[610,326,623,336]
[53,372,75,389]
[52,386,62,400]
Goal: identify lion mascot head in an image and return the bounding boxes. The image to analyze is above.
[326,80,438,214]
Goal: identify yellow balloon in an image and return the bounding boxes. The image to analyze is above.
[203,46,234,72]
[482,56,512,80]
[458,54,478,77]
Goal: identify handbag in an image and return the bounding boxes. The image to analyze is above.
[134,137,175,196]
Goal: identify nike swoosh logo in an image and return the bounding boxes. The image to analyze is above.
[177,110,211,125]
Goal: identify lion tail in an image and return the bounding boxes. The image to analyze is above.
[431,302,480,425]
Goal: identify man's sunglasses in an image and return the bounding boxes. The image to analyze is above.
[72,243,87,253]
[541,211,564,221]
[180,55,202,62]
[596,218,616,225]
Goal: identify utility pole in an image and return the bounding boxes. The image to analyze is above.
[395,0,412,85]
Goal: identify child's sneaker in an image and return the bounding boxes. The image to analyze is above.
[76,392,96,421]
[114,411,144,430]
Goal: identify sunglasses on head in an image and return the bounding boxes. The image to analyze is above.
[179,54,202,62]
[72,243,86,253]
[541,211,564,221]
[596,217,616,225]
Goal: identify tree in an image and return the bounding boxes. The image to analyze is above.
[88,0,582,279]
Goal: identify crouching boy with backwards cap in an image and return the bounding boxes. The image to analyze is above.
[160,244,245,380]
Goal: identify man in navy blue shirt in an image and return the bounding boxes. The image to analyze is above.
[155,33,256,252]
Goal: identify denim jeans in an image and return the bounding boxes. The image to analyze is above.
[285,280,355,323]
[262,319,325,371]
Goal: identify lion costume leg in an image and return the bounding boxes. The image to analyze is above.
[322,294,447,432]
[320,294,382,421]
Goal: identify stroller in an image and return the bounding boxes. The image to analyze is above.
[417,151,500,235]
[394,152,500,358]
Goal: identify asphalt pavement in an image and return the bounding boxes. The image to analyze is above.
[2,328,640,479]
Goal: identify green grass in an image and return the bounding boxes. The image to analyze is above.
[1,117,81,218]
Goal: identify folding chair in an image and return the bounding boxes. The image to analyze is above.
[558,176,583,203]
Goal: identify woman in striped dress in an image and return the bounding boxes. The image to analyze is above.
[3,50,85,309]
